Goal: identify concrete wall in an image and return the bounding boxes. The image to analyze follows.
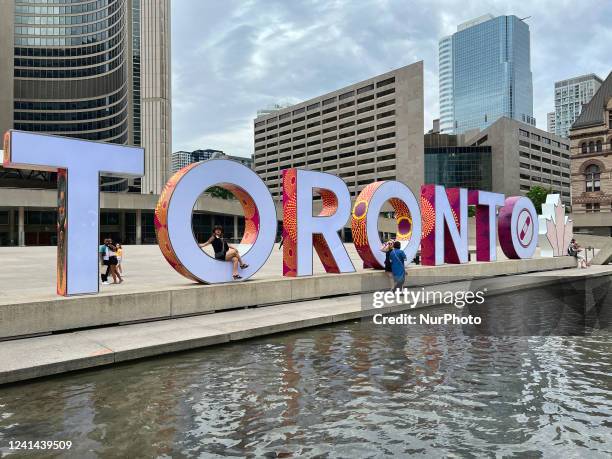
[0,256,577,339]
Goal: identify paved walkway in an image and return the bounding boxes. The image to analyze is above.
[0,243,509,305]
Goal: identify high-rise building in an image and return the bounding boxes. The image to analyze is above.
[171,149,223,173]
[553,73,602,138]
[171,149,253,173]
[547,112,556,133]
[252,63,424,200]
[438,14,535,134]
[0,0,171,194]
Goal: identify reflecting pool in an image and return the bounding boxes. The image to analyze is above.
[0,290,611,457]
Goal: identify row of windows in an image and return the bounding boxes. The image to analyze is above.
[16,19,118,37]
[15,8,113,26]
[15,56,122,78]
[580,140,610,153]
[15,95,127,122]
[14,106,127,133]
[14,33,120,57]
[519,128,567,149]
[258,154,396,173]
[256,144,396,170]
[14,15,123,46]
[14,122,128,143]
[255,78,396,127]
[255,120,397,155]
[15,0,113,15]
[255,101,396,141]
[14,85,126,111]
[15,44,122,69]
[256,112,396,145]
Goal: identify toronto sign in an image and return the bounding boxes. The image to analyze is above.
[2,130,571,297]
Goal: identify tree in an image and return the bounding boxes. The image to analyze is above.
[207,186,235,200]
[526,186,552,214]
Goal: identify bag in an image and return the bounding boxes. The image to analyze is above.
[384,251,392,272]
[568,246,577,257]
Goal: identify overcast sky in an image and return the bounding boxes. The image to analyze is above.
[171,0,612,157]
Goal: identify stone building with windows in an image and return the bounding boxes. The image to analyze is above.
[569,71,612,236]
[252,62,424,200]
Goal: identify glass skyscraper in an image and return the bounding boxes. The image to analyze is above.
[439,14,535,134]
[0,0,171,194]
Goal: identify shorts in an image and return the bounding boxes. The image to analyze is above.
[214,251,227,261]
[108,256,118,266]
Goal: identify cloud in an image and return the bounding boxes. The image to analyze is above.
[172,0,612,157]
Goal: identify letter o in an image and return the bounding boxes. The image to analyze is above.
[498,196,539,259]
[351,180,422,268]
[155,160,277,283]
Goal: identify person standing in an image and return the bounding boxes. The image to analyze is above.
[100,238,111,285]
[116,243,124,276]
[389,240,407,291]
[105,239,123,284]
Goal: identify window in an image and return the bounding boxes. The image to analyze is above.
[585,164,601,192]
[586,203,600,213]
[357,84,374,94]
[588,141,595,152]
[376,77,395,88]
[596,140,602,152]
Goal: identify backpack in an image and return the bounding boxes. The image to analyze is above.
[568,245,578,257]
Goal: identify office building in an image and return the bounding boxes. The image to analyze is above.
[0,0,171,194]
[569,71,612,235]
[253,62,424,199]
[464,117,571,204]
[438,14,535,134]
[438,36,453,133]
[424,133,492,191]
[547,112,556,134]
[171,149,223,172]
[171,149,253,174]
[553,73,602,138]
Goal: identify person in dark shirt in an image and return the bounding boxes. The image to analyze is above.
[201,225,249,279]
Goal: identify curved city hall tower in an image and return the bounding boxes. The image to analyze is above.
[0,0,170,194]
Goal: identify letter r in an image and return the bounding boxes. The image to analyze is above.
[282,168,355,276]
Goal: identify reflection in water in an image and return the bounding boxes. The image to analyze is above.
[0,296,611,456]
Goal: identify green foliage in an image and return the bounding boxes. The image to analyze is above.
[207,186,235,200]
[468,205,476,218]
[526,186,552,214]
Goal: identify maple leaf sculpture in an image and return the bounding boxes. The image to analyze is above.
[537,194,573,257]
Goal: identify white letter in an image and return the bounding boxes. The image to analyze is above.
[4,130,143,295]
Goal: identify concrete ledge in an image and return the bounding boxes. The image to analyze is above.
[0,256,577,339]
[1,264,610,385]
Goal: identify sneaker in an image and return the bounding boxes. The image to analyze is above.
[102,281,110,285]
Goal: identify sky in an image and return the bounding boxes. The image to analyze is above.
[171,0,612,158]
